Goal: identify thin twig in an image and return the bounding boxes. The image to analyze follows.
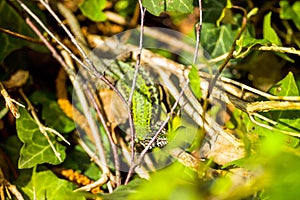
[39,0,94,70]
[0,27,43,44]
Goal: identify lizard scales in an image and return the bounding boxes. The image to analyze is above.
[106,61,168,149]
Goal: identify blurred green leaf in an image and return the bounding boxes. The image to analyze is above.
[16,108,66,168]
[143,0,193,16]
[0,0,48,62]
[129,162,200,200]
[188,65,202,99]
[280,1,300,30]
[115,0,138,17]
[84,162,102,180]
[0,135,22,166]
[21,170,85,200]
[79,0,106,22]
[263,12,282,46]
[98,178,145,200]
[62,145,91,170]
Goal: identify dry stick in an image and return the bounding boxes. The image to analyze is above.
[19,88,69,162]
[38,1,135,160]
[124,80,190,184]
[21,0,122,179]
[57,2,121,186]
[24,17,113,176]
[247,101,300,113]
[127,0,146,173]
[26,17,115,191]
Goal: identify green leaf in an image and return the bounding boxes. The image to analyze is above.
[16,108,66,168]
[188,65,202,99]
[143,0,193,16]
[0,1,48,62]
[79,0,106,22]
[263,12,281,46]
[280,1,300,30]
[21,170,85,200]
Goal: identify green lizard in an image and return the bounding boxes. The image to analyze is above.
[99,60,168,149]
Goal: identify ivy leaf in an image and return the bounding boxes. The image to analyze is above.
[188,65,202,99]
[16,108,66,169]
[200,22,237,58]
[0,1,48,62]
[79,0,106,22]
[263,12,282,46]
[143,0,193,16]
[21,170,85,200]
